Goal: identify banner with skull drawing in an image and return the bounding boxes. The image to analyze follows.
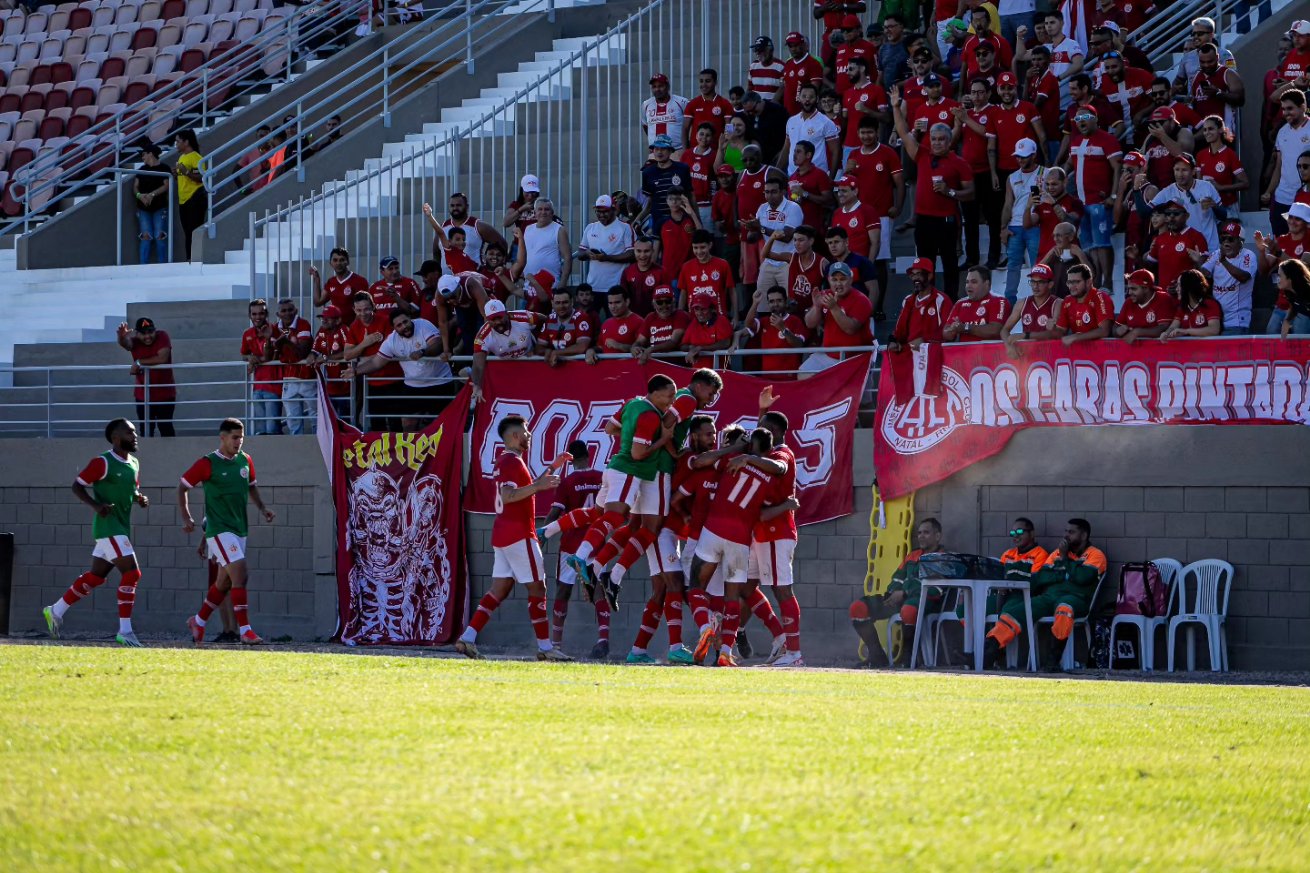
[327,386,472,645]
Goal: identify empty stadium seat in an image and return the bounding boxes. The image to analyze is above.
[161,0,186,21]
[10,117,36,144]
[40,109,69,140]
[23,13,49,37]
[211,0,235,16]
[140,1,164,23]
[233,15,258,42]
[47,10,71,33]
[114,5,139,27]
[64,32,86,56]
[157,21,181,50]
[85,32,109,55]
[50,61,74,85]
[125,53,151,79]
[100,55,126,80]
[182,21,207,49]
[48,81,75,111]
[131,26,157,51]
[91,6,115,29]
[123,75,155,106]
[68,7,93,31]
[20,87,46,113]
[69,82,99,112]
[108,28,134,54]
[15,40,38,65]
[180,46,208,74]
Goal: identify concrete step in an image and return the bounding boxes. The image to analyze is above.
[122,299,255,341]
[13,338,239,372]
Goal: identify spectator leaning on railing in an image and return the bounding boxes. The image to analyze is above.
[309,305,352,420]
[116,318,176,438]
[268,299,316,437]
[240,299,283,437]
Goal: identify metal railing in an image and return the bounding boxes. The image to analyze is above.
[6,1,369,239]
[1131,0,1244,69]
[246,0,821,315]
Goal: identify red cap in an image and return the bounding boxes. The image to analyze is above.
[1028,264,1054,281]
[835,176,858,189]
[715,163,736,176]
[908,257,934,275]
[841,13,861,28]
[974,38,997,52]
[785,31,806,45]
[1220,220,1243,238]
[996,71,1017,86]
[690,290,718,309]
[1122,151,1147,168]
[653,285,676,301]
[1156,199,1186,212]
[1149,106,1177,122]
[532,269,556,295]
[649,72,669,85]
[319,305,342,318]
[1125,268,1156,288]
[1173,154,1196,167]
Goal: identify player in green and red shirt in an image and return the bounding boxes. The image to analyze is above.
[178,418,276,646]
[44,418,150,647]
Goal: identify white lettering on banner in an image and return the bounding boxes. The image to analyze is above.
[792,400,852,487]
[477,398,535,477]
[881,368,970,454]
[478,399,625,479]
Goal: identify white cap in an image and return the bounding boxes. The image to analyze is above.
[520,174,540,193]
[594,194,614,208]
[484,299,508,317]
[1014,138,1037,158]
[1285,202,1310,224]
[437,275,460,294]
[1291,19,1310,36]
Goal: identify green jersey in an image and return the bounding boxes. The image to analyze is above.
[77,450,139,540]
[182,451,255,538]
[607,397,664,481]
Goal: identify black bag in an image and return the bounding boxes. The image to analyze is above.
[916,552,1006,581]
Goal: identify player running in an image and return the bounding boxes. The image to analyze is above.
[44,418,150,647]
[178,418,276,646]
[543,440,607,659]
[456,415,572,661]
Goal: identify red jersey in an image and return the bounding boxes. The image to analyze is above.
[312,325,352,396]
[946,295,1011,340]
[598,313,646,351]
[841,81,890,148]
[908,97,960,136]
[664,453,700,538]
[552,468,603,552]
[678,257,734,316]
[736,167,770,229]
[442,246,477,275]
[787,251,827,309]
[1035,194,1085,257]
[1190,67,1234,125]
[913,150,971,218]
[1025,69,1061,144]
[753,444,797,543]
[683,93,734,140]
[789,164,833,229]
[901,76,954,117]
[537,309,595,350]
[1149,228,1208,292]
[322,272,369,326]
[620,263,666,315]
[1280,48,1310,82]
[1017,295,1058,333]
[492,450,536,548]
[892,289,952,345]
[832,201,880,258]
[962,34,1015,76]
[660,213,697,275]
[744,313,808,374]
[1096,67,1155,131]
[1178,298,1223,331]
[1068,130,1122,204]
[680,461,720,540]
[991,100,1041,172]
[240,326,281,396]
[682,313,734,366]
[270,317,313,380]
[712,187,740,245]
[1274,232,1309,310]
[961,104,997,174]
[844,144,901,218]
[346,316,402,385]
[1117,291,1177,330]
[1195,145,1244,206]
[1056,289,1115,334]
[833,38,877,94]
[706,461,775,545]
[475,266,514,306]
[819,287,873,349]
[781,55,825,115]
[130,332,176,403]
[640,309,691,348]
[367,277,421,316]
[1062,97,1117,140]
[684,147,716,204]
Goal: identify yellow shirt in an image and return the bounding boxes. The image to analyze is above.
[176,151,205,204]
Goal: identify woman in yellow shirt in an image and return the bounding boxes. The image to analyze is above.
[173,128,206,261]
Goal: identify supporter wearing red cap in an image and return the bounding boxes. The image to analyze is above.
[310,305,352,417]
[889,258,952,351]
[1200,221,1257,335]
[682,290,734,366]
[1116,150,1157,273]
[813,1,866,62]
[1164,269,1224,339]
[833,15,878,94]
[682,68,735,146]
[1139,200,1209,295]
[632,286,691,363]
[1053,264,1114,344]
[1138,93,1200,188]
[710,164,741,263]
[1002,264,1063,352]
[641,72,690,147]
[943,266,1011,342]
[830,176,880,262]
[1114,269,1176,343]
[962,7,1013,77]
[991,71,1046,176]
[780,32,825,116]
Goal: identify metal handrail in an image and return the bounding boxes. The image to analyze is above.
[1130,0,1240,67]
[6,2,367,234]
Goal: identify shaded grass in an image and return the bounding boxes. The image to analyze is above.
[1,645,1308,872]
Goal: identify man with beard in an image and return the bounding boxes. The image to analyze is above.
[888,258,952,352]
[309,247,368,326]
[784,82,841,175]
[470,301,544,403]
[429,192,504,269]
[349,309,452,429]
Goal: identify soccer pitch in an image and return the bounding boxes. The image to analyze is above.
[2,646,1307,872]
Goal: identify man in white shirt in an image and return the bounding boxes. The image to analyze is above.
[783,82,841,175]
[753,177,804,297]
[1171,17,1236,91]
[641,72,690,147]
[1263,89,1310,235]
[470,300,543,404]
[578,195,636,292]
[351,309,452,430]
[1201,221,1257,335]
[1152,155,1224,250]
[1000,139,1044,304]
[1041,9,1084,109]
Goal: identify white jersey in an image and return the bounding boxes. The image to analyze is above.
[377,318,453,387]
[1274,118,1310,204]
[1151,181,1223,250]
[474,312,538,358]
[581,218,636,292]
[1202,247,1257,329]
[640,94,690,145]
[523,221,564,281]
[784,110,840,174]
[755,200,805,256]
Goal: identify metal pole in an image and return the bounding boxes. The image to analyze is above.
[249,210,257,301]
[46,370,52,439]
[202,67,209,128]
[548,0,555,24]
[383,47,391,127]
[466,0,474,74]
[169,175,176,263]
[297,103,306,182]
[116,168,123,267]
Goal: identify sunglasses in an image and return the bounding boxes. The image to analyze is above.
[1165,210,1186,217]
[1008,529,1030,537]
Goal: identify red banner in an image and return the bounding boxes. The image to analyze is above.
[874,338,1310,500]
[468,355,872,526]
[326,385,472,645]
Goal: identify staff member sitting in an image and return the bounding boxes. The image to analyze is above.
[849,518,947,668]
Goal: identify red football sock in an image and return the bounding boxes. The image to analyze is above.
[720,600,742,651]
[468,591,503,633]
[594,597,611,643]
[61,572,105,606]
[632,594,662,650]
[709,594,725,614]
[747,587,785,638]
[579,511,626,558]
[778,589,801,652]
[551,597,570,645]
[528,596,550,643]
[612,527,658,583]
[556,506,601,534]
[663,591,684,646]
[688,587,712,629]
[595,522,639,567]
[230,586,251,632]
[196,583,225,622]
[117,569,141,620]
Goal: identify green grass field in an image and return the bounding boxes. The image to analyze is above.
[2,645,1308,872]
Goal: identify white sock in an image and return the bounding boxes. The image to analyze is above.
[459,627,476,643]
[543,521,562,538]
[589,560,605,577]
[239,624,251,635]
[194,615,207,627]
[575,542,594,562]
[631,646,646,655]
[51,600,70,620]
[118,618,133,635]
[611,564,628,586]
[538,640,553,652]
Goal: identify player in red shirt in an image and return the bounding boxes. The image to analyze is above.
[889,258,952,351]
[456,415,570,661]
[677,229,736,316]
[310,247,368,326]
[619,237,667,315]
[1163,269,1224,339]
[942,266,1012,342]
[1142,201,1210,295]
[682,68,734,145]
[588,286,646,361]
[1053,263,1114,344]
[1114,268,1175,342]
[780,32,825,116]
[542,440,608,659]
[762,224,827,311]
[682,290,734,366]
[746,400,804,666]
[633,286,691,362]
[367,256,422,319]
[735,285,808,376]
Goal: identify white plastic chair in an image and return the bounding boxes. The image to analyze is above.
[885,612,936,668]
[1109,558,1181,672]
[1037,571,1109,671]
[1167,559,1233,672]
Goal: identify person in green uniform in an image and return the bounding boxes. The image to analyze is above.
[849,517,946,667]
[44,418,150,647]
[178,418,276,646]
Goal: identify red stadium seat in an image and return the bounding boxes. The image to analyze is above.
[69,8,93,31]
[69,83,98,112]
[161,0,186,22]
[38,113,65,141]
[45,83,71,111]
[132,26,158,51]
[99,56,126,81]
[20,89,47,113]
[49,62,74,85]
[0,92,21,115]
[64,111,92,139]
[180,47,207,74]
[30,64,54,87]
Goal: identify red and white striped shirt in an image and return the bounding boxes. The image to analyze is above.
[749,59,786,100]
